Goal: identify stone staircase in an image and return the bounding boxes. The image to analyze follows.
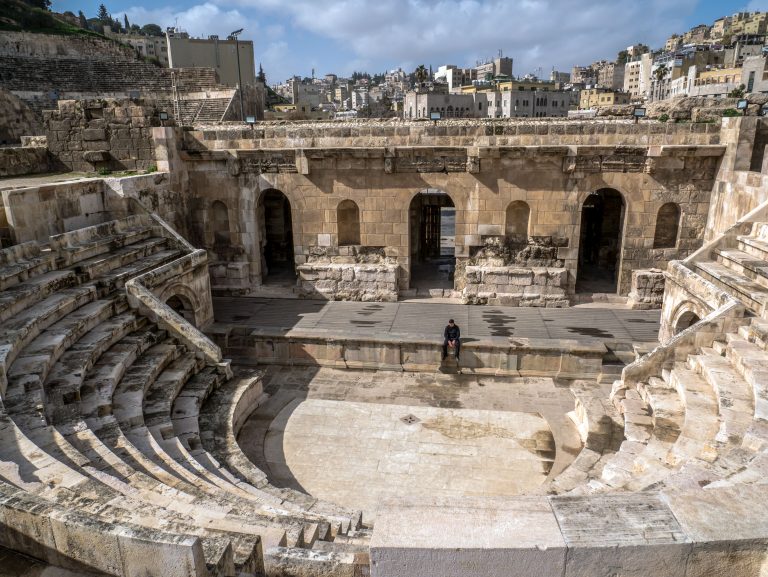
[0,214,368,576]
[548,217,768,498]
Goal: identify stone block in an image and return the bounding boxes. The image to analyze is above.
[371,498,566,577]
[82,128,106,141]
[82,150,109,163]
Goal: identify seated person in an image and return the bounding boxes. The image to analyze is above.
[442,318,461,361]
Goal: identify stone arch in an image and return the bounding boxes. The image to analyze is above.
[675,310,701,334]
[576,188,626,294]
[160,283,202,326]
[408,188,457,290]
[671,301,706,335]
[257,188,295,284]
[337,199,361,246]
[653,202,681,249]
[505,200,530,242]
[211,200,230,246]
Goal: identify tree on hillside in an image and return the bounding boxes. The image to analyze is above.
[20,0,51,10]
[78,10,87,29]
[257,63,266,83]
[124,14,129,31]
[141,23,163,36]
[414,64,428,87]
[97,4,110,23]
[654,64,668,82]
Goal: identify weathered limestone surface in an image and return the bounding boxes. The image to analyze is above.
[627,268,665,309]
[463,266,568,307]
[0,87,42,144]
[44,99,160,172]
[168,122,721,298]
[0,145,49,177]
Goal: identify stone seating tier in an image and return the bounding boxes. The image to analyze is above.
[0,215,369,576]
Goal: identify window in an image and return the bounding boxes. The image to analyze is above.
[505,201,530,242]
[653,203,681,249]
[211,200,230,245]
[337,200,361,246]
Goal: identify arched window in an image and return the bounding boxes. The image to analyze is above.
[337,199,361,246]
[505,201,530,242]
[653,202,681,249]
[211,200,230,245]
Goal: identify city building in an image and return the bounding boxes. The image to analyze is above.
[579,88,631,109]
[405,91,485,119]
[165,29,256,88]
[474,56,513,81]
[624,53,653,99]
[103,26,169,66]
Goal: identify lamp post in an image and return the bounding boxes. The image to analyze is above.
[229,28,245,121]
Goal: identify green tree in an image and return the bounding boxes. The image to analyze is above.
[257,63,266,83]
[78,10,87,29]
[141,23,163,36]
[123,14,129,31]
[654,64,668,82]
[97,4,110,23]
[20,0,51,10]
[728,84,746,98]
[414,64,428,86]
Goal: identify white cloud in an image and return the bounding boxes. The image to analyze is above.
[746,0,768,11]
[234,0,699,75]
[120,2,257,40]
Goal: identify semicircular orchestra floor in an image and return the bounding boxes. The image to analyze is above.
[237,366,585,522]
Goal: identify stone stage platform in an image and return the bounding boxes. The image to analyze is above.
[237,366,585,522]
[210,298,661,380]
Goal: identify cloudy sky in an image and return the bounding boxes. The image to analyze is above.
[53,0,768,83]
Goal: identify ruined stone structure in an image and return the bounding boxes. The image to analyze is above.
[2,92,768,577]
[167,119,721,304]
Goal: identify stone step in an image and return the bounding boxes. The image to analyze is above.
[737,235,768,261]
[44,313,144,426]
[56,226,156,267]
[714,248,768,290]
[0,285,97,397]
[724,336,768,421]
[752,222,768,241]
[666,366,721,466]
[0,269,77,324]
[0,241,54,291]
[688,352,754,445]
[73,236,169,281]
[694,260,768,314]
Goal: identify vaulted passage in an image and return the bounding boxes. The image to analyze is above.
[577,189,624,294]
[259,189,295,285]
[409,190,455,290]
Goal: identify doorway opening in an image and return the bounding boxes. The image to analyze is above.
[576,188,624,294]
[409,190,456,291]
[259,189,295,285]
[675,311,701,334]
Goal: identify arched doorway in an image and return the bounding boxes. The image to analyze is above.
[258,189,295,285]
[409,189,455,290]
[576,189,625,294]
[675,311,700,334]
[166,294,195,324]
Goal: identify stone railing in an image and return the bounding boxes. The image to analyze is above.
[125,249,225,368]
[618,198,768,389]
[620,297,744,389]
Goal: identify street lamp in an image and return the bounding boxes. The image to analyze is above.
[228,28,245,121]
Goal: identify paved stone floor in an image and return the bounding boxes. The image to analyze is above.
[214,297,661,342]
[237,366,586,522]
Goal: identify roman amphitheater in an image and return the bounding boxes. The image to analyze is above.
[3,33,768,577]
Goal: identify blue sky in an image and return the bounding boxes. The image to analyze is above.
[51,0,768,84]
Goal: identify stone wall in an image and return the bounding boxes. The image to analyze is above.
[1,177,117,244]
[44,99,162,172]
[706,117,768,241]
[463,266,568,306]
[185,119,723,150]
[171,132,721,299]
[0,144,49,177]
[0,31,137,61]
[0,88,42,144]
[627,268,665,309]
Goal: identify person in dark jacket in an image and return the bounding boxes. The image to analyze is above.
[442,319,461,361]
